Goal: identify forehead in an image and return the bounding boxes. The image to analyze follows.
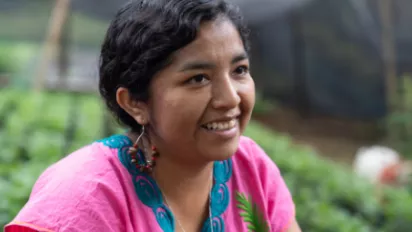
[171,18,246,64]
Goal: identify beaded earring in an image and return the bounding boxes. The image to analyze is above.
[128,125,159,173]
[147,145,160,171]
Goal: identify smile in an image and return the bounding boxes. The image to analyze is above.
[202,118,237,131]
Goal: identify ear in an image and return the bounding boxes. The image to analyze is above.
[116,87,149,125]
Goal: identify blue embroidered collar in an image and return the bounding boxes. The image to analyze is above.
[98,134,232,232]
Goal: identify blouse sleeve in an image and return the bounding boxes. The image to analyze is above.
[4,146,125,232]
[4,171,119,232]
[247,138,296,232]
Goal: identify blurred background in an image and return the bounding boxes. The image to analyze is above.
[1,0,412,231]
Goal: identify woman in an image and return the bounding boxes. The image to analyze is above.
[5,0,301,231]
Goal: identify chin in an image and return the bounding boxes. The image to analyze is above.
[203,137,240,161]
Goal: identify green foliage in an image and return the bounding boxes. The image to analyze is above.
[0,90,110,228]
[246,122,412,232]
[252,93,276,116]
[0,42,37,73]
[0,41,39,89]
[236,192,269,232]
[1,89,411,232]
[386,75,412,158]
[0,44,19,74]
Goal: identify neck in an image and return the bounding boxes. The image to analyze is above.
[153,155,214,201]
[153,155,214,232]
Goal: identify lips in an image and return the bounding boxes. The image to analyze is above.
[202,118,237,131]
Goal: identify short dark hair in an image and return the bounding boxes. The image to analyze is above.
[99,0,250,132]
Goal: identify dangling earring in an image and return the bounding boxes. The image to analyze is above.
[128,125,159,173]
[128,125,145,171]
[143,145,160,173]
[148,145,160,170]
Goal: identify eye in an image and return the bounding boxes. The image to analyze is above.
[185,74,210,85]
[233,65,249,76]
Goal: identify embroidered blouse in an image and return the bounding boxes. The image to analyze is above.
[5,135,295,232]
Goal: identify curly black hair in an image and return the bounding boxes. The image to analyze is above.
[99,0,250,133]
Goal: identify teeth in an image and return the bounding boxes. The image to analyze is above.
[204,119,237,131]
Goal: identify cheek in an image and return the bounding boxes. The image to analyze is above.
[149,89,208,139]
[239,78,255,113]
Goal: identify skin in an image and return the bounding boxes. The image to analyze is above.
[117,17,301,232]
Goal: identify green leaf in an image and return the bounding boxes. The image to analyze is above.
[236,191,270,232]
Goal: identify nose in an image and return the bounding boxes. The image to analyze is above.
[211,76,241,109]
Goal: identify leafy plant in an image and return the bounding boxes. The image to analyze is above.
[246,121,412,232]
[386,74,412,158]
[0,45,17,74]
[236,192,270,232]
[0,42,37,74]
[252,92,276,116]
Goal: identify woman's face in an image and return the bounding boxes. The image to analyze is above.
[147,18,255,164]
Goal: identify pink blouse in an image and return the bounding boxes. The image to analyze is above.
[5,135,295,232]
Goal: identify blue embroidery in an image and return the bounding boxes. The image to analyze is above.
[210,183,230,216]
[155,205,175,232]
[97,134,132,148]
[202,216,225,232]
[213,159,232,183]
[98,135,232,232]
[134,175,163,207]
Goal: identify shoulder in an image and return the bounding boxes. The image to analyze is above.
[31,134,133,193]
[6,139,129,232]
[32,142,120,193]
[233,135,285,187]
[234,136,281,177]
[232,136,296,232]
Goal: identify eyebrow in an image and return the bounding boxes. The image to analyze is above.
[179,52,249,72]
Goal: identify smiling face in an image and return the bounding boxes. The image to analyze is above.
[145,17,255,164]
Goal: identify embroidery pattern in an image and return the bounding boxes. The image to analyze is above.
[98,135,232,232]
